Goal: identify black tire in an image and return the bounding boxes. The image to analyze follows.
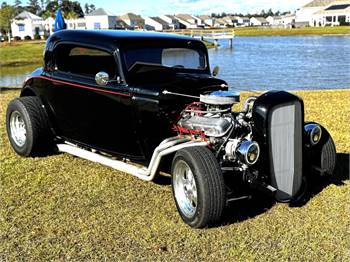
[306,123,336,177]
[6,96,52,157]
[171,146,226,228]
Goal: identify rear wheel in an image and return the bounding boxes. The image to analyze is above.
[6,96,53,156]
[171,146,226,228]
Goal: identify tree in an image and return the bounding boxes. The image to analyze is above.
[44,0,83,18]
[84,3,95,14]
[27,0,40,14]
[0,4,16,42]
[14,0,22,7]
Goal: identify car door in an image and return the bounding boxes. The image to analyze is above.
[45,43,143,159]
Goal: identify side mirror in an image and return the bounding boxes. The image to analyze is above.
[212,66,219,77]
[95,71,109,86]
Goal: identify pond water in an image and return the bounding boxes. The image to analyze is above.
[1,36,349,91]
[209,36,350,91]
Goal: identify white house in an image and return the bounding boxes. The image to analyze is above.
[65,18,86,30]
[119,13,145,29]
[145,16,170,31]
[312,1,350,26]
[198,15,215,27]
[232,16,250,27]
[85,8,118,29]
[175,14,198,28]
[281,14,296,27]
[222,16,234,26]
[250,17,269,26]
[296,0,335,26]
[11,11,44,39]
[266,16,283,26]
[159,15,181,29]
[214,18,228,28]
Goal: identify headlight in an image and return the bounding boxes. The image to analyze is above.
[237,140,260,165]
[304,124,322,146]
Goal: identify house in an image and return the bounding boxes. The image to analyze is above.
[198,15,215,27]
[266,16,283,26]
[214,18,228,28]
[11,11,45,39]
[119,13,145,29]
[159,15,181,29]
[85,8,118,29]
[175,14,198,28]
[65,18,86,30]
[281,14,296,27]
[295,0,335,26]
[145,16,170,31]
[250,17,269,26]
[222,16,234,26]
[312,1,350,26]
[232,16,250,27]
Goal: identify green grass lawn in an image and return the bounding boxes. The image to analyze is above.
[0,89,349,260]
[0,41,45,67]
[234,26,350,36]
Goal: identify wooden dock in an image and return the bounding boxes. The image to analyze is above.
[174,29,235,47]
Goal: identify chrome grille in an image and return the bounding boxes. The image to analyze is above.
[269,103,302,201]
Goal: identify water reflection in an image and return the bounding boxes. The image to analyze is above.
[208,36,350,91]
[0,64,41,88]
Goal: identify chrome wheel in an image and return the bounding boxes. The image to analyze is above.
[173,160,198,218]
[9,111,27,147]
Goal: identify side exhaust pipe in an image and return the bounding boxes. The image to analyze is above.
[56,137,208,181]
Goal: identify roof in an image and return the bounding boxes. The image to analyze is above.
[49,30,195,45]
[150,17,170,27]
[199,15,212,20]
[176,14,195,21]
[86,8,115,16]
[251,17,268,23]
[119,13,144,21]
[215,18,227,24]
[303,0,335,7]
[15,11,42,20]
[315,1,350,14]
[164,15,177,20]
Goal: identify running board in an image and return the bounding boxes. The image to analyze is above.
[56,137,208,181]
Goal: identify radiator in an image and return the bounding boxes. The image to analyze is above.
[269,103,303,201]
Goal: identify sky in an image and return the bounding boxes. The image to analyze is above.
[9,0,313,16]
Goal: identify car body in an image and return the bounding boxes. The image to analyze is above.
[6,30,336,228]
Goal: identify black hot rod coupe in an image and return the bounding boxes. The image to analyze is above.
[6,30,336,228]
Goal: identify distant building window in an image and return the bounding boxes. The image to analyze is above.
[77,23,86,27]
[94,22,101,29]
[18,24,25,31]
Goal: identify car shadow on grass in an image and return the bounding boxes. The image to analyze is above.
[220,153,349,226]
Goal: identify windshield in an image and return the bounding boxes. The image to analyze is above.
[124,47,207,71]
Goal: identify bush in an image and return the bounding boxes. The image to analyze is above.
[13,36,21,41]
[34,34,41,40]
[24,35,32,40]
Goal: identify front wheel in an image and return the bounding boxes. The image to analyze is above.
[171,146,226,228]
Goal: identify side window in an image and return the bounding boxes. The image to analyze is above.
[54,44,117,78]
[18,24,25,31]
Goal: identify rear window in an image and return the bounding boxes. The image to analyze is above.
[124,47,206,70]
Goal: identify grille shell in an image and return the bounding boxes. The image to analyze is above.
[269,103,303,201]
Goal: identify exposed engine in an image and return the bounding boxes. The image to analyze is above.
[174,90,260,167]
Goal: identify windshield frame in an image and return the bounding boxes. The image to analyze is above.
[118,39,211,81]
